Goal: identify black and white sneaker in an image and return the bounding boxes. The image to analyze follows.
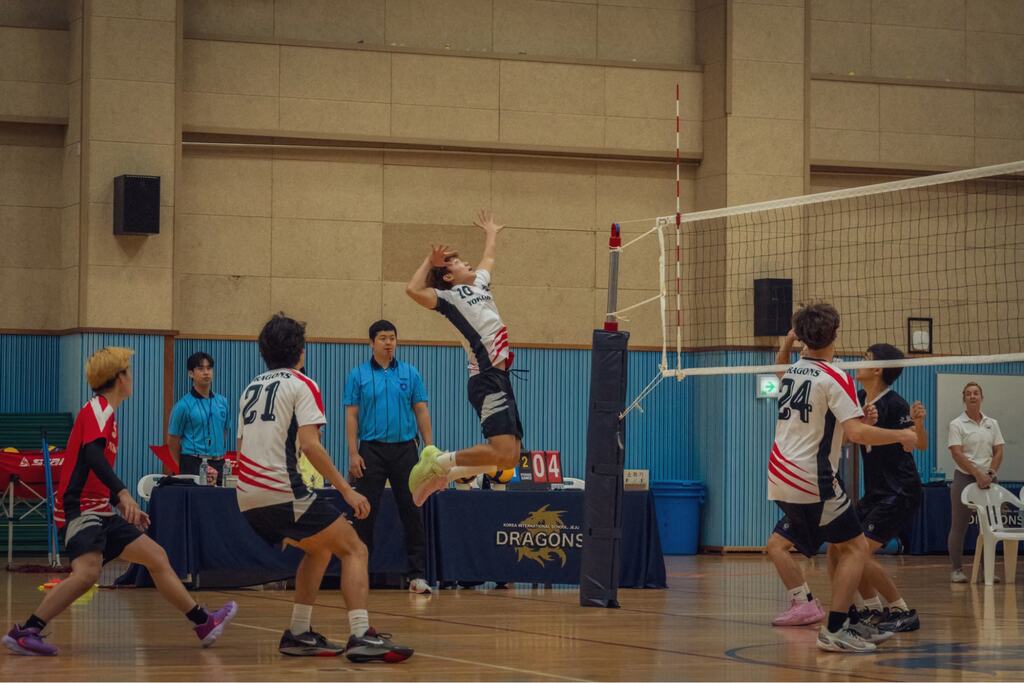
[876,607,920,632]
[852,607,886,628]
[278,629,345,656]
[848,615,894,644]
[344,628,414,663]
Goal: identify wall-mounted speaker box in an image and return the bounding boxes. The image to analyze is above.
[113,175,160,235]
[753,278,793,337]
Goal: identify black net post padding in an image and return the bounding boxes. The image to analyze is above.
[579,328,629,608]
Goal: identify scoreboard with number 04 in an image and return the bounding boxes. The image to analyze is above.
[511,450,563,489]
[529,450,563,484]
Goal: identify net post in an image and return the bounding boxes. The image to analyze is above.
[580,328,629,608]
[604,223,621,332]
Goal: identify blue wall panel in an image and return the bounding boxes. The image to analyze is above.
[4,331,1021,548]
[171,340,690,483]
[0,334,60,413]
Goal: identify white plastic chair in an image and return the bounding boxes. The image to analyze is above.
[137,474,200,501]
[962,483,1024,585]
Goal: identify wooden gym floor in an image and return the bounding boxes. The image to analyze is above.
[2,554,1023,681]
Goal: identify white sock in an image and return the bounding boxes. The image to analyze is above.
[448,464,497,482]
[864,595,883,611]
[786,583,811,603]
[436,452,456,471]
[853,591,866,609]
[290,603,312,635]
[886,597,908,611]
[348,609,369,638]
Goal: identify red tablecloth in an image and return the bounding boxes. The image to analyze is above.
[0,451,63,498]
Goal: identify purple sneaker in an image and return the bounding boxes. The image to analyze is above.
[3,625,58,656]
[193,601,237,647]
[772,598,825,627]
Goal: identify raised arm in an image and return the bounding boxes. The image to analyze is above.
[473,209,504,274]
[911,401,928,450]
[406,245,450,310]
[775,329,798,379]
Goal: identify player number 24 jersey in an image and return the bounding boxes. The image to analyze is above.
[768,358,863,504]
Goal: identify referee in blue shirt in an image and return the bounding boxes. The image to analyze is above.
[344,320,433,594]
[168,352,232,484]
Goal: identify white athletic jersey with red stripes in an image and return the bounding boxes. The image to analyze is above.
[768,357,863,503]
[235,368,326,512]
[433,269,513,375]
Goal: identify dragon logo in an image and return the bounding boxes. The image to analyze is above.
[495,505,583,567]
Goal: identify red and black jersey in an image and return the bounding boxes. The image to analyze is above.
[55,396,120,527]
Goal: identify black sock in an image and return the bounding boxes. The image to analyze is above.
[25,614,46,630]
[847,606,861,624]
[186,605,209,625]
[827,611,847,633]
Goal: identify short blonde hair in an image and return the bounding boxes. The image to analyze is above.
[962,381,984,399]
[86,347,134,391]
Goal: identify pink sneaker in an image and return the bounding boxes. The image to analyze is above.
[771,598,825,627]
[194,601,237,647]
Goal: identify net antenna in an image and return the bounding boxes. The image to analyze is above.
[606,147,1024,416]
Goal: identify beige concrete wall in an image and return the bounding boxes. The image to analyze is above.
[0,0,1020,355]
[810,80,1024,167]
[0,27,68,122]
[811,0,1024,87]
[0,1,67,29]
[176,146,693,345]
[77,1,178,330]
[181,39,703,156]
[0,125,74,329]
[184,0,698,67]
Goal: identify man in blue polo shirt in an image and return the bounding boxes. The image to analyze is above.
[168,352,232,485]
[344,320,433,594]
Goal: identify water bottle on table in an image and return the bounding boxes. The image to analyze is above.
[198,458,209,486]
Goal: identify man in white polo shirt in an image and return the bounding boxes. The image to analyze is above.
[947,381,1005,583]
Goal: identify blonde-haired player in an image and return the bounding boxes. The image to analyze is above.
[4,348,236,656]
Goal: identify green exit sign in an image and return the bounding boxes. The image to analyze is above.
[757,374,781,399]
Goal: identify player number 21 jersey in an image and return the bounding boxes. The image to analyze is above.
[768,358,863,503]
[235,368,326,512]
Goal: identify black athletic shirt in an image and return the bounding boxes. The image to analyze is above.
[857,388,922,499]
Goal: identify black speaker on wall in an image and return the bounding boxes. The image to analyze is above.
[753,278,792,337]
[113,175,160,235]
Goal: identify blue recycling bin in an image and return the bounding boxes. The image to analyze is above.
[651,480,706,555]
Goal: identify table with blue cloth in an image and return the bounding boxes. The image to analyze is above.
[116,487,666,589]
[906,482,1022,555]
[116,486,411,589]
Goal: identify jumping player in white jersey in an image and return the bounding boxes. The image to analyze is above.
[236,313,413,662]
[767,303,917,653]
[405,209,523,506]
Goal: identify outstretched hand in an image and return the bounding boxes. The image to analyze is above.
[473,209,504,234]
[430,244,453,267]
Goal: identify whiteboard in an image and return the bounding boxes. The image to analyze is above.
[936,374,1024,482]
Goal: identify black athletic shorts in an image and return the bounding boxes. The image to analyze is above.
[61,513,143,564]
[772,493,862,558]
[856,491,921,544]
[467,367,523,440]
[243,494,343,547]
